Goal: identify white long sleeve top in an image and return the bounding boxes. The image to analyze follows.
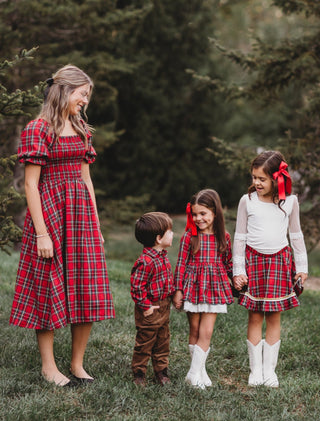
[233,192,308,276]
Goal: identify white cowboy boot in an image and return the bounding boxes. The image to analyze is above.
[247,340,263,386]
[263,339,281,388]
[188,344,194,359]
[188,344,212,387]
[201,347,212,387]
[185,344,206,389]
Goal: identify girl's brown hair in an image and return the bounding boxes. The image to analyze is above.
[190,189,227,255]
[248,150,290,210]
[38,64,93,147]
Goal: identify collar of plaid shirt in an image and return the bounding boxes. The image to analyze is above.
[143,247,168,258]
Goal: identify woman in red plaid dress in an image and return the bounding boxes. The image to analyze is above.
[10,65,115,387]
[233,151,308,388]
[173,189,233,389]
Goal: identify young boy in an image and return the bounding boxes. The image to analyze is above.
[130,212,175,387]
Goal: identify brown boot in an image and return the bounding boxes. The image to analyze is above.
[154,368,170,386]
[133,370,146,387]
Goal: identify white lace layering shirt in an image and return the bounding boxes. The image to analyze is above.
[233,192,308,276]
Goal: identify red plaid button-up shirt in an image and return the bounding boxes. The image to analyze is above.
[130,247,174,310]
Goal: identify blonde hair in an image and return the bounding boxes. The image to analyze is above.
[38,64,93,146]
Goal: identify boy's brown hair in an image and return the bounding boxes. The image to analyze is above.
[135,212,173,247]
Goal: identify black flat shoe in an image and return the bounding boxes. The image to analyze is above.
[42,374,78,388]
[63,379,79,388]
[69,371,94,384]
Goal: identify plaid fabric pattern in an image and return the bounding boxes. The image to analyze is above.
[238,245,300,312]
[130,248,174,311]
[10,119,115,330]
[174,230,234,305]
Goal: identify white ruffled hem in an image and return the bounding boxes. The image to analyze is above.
[183,301,227,313]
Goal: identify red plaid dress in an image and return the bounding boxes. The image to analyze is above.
[238,245,299,312]
[174,230,234,306]
[10,119,115,330]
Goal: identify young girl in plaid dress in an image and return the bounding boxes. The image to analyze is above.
[173,189,233,389]
[233,151,308,388]
[10,65,115,387]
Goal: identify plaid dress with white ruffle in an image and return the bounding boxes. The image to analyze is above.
[10,119,115,330]
[174,230,234,306]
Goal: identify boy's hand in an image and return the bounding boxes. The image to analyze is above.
[233,275,248,291]
[143,305,160,317]
[173,290,183,309]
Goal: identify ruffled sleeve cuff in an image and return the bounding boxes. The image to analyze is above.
[294,253,308,274]
[289,230,308,273]
[84,143,97,164]
[83,127,96,164]
[233,255,247,277]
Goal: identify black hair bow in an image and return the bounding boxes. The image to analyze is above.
[46,78,54,86]
[44,78,54,101]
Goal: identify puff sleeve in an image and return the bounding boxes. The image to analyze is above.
[18,119,51,166]
[83,126,97,164]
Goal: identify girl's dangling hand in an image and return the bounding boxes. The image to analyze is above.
[294,272,308,285]
[173,290,183,309]
[233,275,248,290]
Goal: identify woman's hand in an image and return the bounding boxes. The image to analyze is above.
[173,290,183,309]
[37,235,54,258]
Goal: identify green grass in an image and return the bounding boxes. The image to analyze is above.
[307,246,320,277]
[1,216,320,421]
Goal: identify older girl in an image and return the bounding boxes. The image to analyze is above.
[233,150,308,387]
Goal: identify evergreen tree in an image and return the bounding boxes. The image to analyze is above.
[0,50,42,252]
[100,0,240,212]
[0,0,150,226]
[0,0,149,152]
[198,0,320,249]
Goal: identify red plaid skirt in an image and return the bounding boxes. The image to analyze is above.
[10,120,115,329]
[238,245,300,312]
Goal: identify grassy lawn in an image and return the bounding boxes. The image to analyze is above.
[0,216,319,421]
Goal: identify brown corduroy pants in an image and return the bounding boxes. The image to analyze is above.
[132,297,171,375]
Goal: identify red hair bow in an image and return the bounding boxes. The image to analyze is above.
[272,161,292,200]
[185,202,197,236]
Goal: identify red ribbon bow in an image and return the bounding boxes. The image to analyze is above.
[272,161,292,200]
[185,202,198,236]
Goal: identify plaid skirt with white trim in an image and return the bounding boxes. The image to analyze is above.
[238,245,300,312]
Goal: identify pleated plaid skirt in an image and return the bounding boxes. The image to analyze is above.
[238,245,300,312]
[10,120,115,329]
